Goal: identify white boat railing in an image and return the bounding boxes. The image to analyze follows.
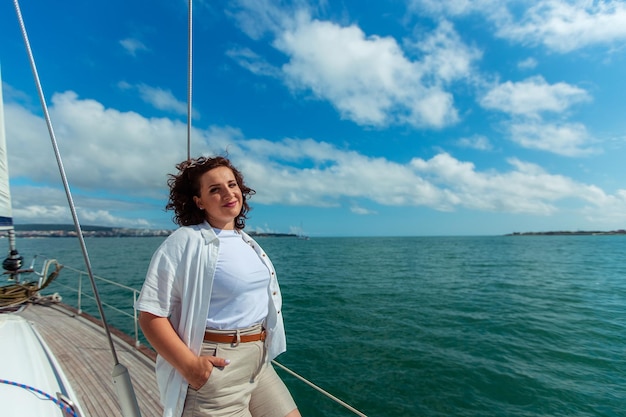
[51,265,142,348]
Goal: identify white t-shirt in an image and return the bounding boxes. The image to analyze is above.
[207,228,270,329]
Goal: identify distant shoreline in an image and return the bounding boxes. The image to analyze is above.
[506,229,626,236]
[12,224,171,238]
[11,224,625,238]
[9,224,299,238]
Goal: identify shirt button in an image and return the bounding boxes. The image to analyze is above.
[273,291,277,295]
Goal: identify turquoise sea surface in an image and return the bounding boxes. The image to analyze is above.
[14,235,626,417]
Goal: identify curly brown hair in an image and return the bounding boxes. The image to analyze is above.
[166,156,255,228]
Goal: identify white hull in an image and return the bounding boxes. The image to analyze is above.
[0,313,85,416]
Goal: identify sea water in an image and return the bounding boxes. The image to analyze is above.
[13,235,626,417]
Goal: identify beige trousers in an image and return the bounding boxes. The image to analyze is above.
[182,326,297,417]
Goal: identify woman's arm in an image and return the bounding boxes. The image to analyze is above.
[138,311,229,389]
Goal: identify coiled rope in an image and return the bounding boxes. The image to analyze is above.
[0,260,63,308]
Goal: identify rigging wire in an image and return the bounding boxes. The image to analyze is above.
[12,1,141,416]
[187,0,193,160]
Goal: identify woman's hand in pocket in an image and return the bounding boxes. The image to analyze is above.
[187,355,231,390]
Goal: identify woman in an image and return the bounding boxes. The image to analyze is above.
[136,156,300,417]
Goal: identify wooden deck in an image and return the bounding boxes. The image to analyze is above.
[18,301,163,417]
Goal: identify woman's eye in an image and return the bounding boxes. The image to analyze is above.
[210,187,219,193]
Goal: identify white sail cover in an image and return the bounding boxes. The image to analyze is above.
[0,68,13,231]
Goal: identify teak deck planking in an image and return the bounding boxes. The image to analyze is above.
[19,302,163,417]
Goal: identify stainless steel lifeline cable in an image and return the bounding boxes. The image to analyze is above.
[12,1,142,416]
[183,1,367,416]
[272,361,368,417]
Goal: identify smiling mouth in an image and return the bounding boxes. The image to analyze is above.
[223,201,238,208]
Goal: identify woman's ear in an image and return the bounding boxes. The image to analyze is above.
[193,196,203,210]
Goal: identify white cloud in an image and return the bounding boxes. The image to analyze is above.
[581,189,626,227]
[229,7,482,128]
[5,92,190,194]
[508,121,599,156]
[406,0,503,17]
[408,0,626,53]
[248,223,279,234]
[237,135,617,218]
[480,76,590,117]
[410,153,611,213]
[479,77,595,156]
[226,47,281,77]
[457,135,493,151]
[12,203,71,224]
[350,205,377,215]
[136,84,189,116]
[5,93,624,228]
[517,57,538,70]
[78,209,151,228]
[274,14,471,128]
[117,82,190,115]
[227,0,291,40]
[498,0,626,53]
[408,20,482,84]
[120,38,149,56]
[10,186,153,228]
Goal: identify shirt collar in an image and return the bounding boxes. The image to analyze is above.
[199,221,219,244]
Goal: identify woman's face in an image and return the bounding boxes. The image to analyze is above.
[193,166,243,229]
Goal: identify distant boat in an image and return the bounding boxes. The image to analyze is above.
[297,222,310,240]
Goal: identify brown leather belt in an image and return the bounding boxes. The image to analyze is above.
[203,329,266,344]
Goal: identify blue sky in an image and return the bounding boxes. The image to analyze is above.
[1,0,626,237]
